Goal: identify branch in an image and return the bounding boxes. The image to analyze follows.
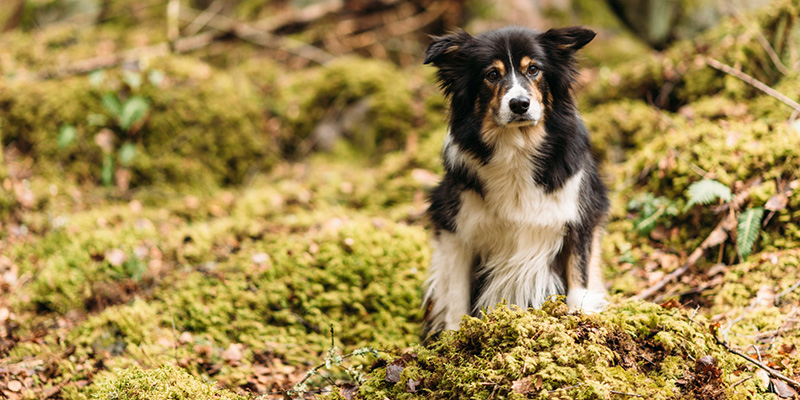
[635,214,736,300]
[713,333,800,390]
[178,6,334,65]
[706,58,800,113]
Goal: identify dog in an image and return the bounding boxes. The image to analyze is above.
[421,26,610,337]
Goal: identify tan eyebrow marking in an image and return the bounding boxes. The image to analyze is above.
[520,56,533,71]
[520,56,542,81]
[491,59,506,76]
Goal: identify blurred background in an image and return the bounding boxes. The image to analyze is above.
[2,1,800,399]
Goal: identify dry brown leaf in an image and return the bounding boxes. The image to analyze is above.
[221,343,243,363]
[770,379,798,398]
[105,249,127,267]
[7,380,22,392]
[765,194,788,212]
[340,383,358,399]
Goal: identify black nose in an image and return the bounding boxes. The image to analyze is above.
[509,97,530,115]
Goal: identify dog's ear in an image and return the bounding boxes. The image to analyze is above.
[423,30,472,66]
[540,26,596,54]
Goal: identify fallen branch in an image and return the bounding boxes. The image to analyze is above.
[706,58,800,113]
[178,6,334,64]
[775,278,800,301]
[636,214,736,300]
[713,333,800,390]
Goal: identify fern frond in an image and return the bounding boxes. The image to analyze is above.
[737,207,764,259]
[685,179,732,211]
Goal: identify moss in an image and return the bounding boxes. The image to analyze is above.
[584,0,800,110]
[336,301,762,400]
[276,58,443,157]
[77,364,246,400]
[0,55,278,189]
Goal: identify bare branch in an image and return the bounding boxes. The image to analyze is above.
[706,58,800,113]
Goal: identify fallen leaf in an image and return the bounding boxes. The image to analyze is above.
[252,253,270,264]
[755,369,770,387]
[340,383,359,399]
[660,299,682,310]
[764,194,788,212]
[94,129,115,153]
[770,379,798,398]
[42,386,60,398]
[179,332,193,344]
[221,343,243,363]
[511,378,534,393]
[8,381,22,392]
[105,249,127,267]
[385,364,404,383]
[406,378,420,393]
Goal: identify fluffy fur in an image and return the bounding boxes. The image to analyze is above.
[422,26,610,338]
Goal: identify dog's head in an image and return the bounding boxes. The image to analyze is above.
[424,26,594,132]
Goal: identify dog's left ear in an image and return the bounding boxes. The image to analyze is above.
[540,26,596,54]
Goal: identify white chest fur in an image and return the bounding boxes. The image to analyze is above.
[451,129,585,311]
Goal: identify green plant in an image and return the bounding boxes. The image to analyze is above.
[287,326,383,397]
[684,179,732,211]
[82,69,157,188]
[683,179,765,260]
[627,193,681,235]
[737,207,764,259]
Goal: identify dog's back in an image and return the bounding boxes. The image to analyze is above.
[422,26,609,337]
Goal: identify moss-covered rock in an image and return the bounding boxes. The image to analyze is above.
[332,300,762,399]
[0,55,278,189]
[275,57,445,157]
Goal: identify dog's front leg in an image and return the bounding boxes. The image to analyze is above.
[422,231,474,336]
[565,225,608,313]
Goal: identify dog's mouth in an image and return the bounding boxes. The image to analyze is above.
[497,115,539,128]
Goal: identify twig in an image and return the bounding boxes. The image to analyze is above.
[548,383,585,393]
[722,1,790,75]
[713,334,800,390]
[178,6,334,64]
[167,0,180,46]
[636,214,735,300]
[706,58,800,113]
[610,390,644,397]
[182,0,225,37]
[731,375,752,388]
[775,278,800,300]
[751,344,762,363]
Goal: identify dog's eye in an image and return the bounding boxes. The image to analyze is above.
[527,65,540,77]
[486,70,500,81]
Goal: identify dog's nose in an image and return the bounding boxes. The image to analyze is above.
[509,97,530,115]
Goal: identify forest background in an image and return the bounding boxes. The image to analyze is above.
[1,0,800,398]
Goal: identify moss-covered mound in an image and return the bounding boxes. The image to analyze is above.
[86,364,245,400]
[342,301,759,400]
[0,55,277,189]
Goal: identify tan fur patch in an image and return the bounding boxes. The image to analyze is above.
[491,59,505,76]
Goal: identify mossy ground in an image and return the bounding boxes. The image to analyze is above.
[2,1,800,399]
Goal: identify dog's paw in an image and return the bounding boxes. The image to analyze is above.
[566,288,608,314]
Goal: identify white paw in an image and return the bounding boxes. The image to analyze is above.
[566,289,608,314]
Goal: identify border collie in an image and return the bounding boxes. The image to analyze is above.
[421,26,609,337]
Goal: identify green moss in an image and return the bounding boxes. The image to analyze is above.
[78,364,246,400]
[276,58,443,157]
[337,301,762,400]
[584,0,800,109]
[0,55,278,189]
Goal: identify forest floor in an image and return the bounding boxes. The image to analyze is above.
[2,1,800,399]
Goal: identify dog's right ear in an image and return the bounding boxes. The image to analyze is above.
[423,30,472,66]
